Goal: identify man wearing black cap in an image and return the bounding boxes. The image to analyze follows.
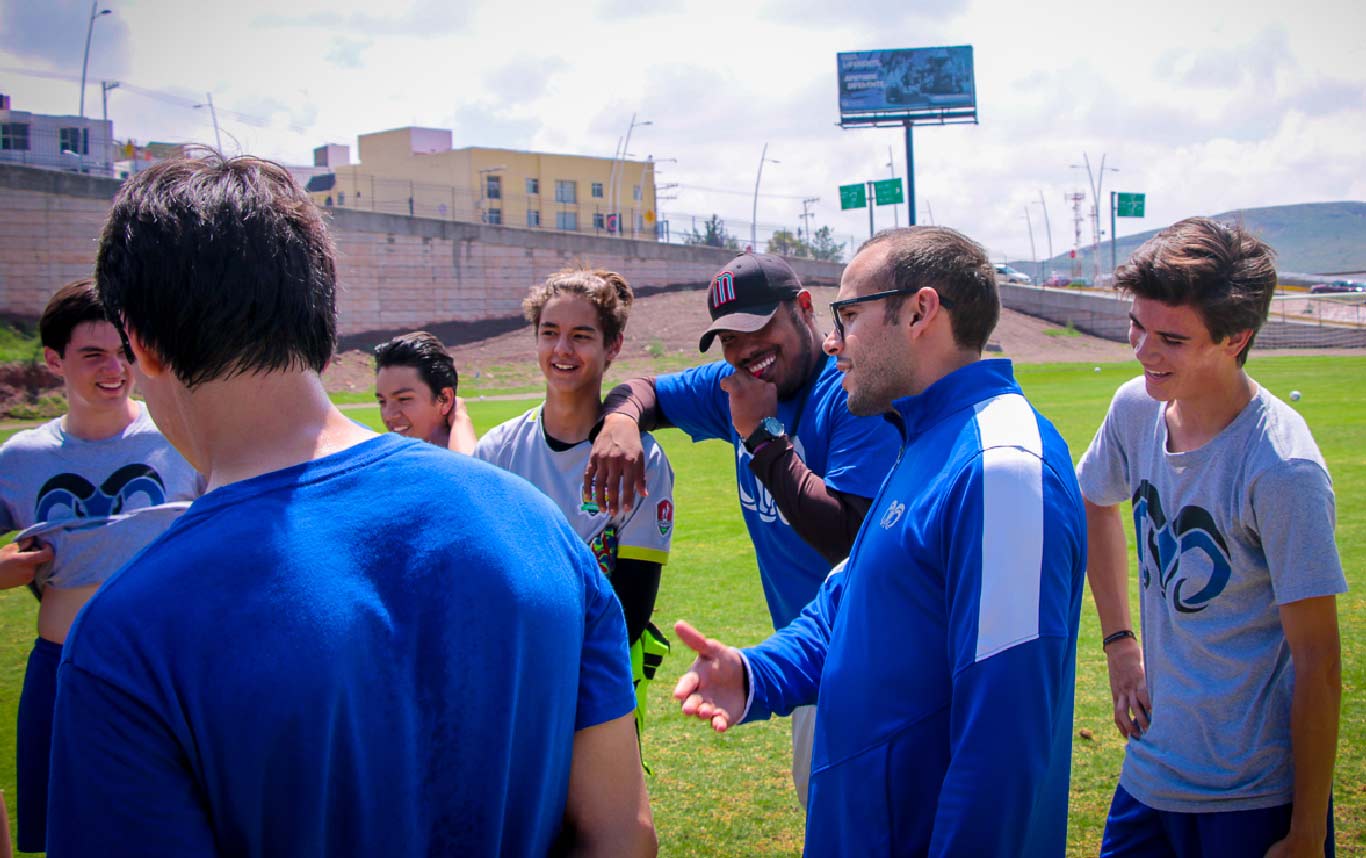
[584,252,901,804]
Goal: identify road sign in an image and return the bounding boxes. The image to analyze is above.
[840,183,867,210]
[873,178,904,206]
[1116,192,1146,218]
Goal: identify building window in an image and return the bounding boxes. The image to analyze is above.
[59,127,89,155]
[1,123,31,151]
[556,211,578,231]
[525,178,539,195]
[591,182,604,198]
[486,207,503,225]
[554,180,577,204]
[486,175,502,200]
[633,185,641,201]
[636,213,644,232]
[593,213,605,229]
[337,192,345,206]
[527,209,541,227]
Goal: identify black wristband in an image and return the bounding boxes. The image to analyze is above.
[1102,629,1137,649]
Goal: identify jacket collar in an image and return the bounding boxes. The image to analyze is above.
[884,358,1021,443]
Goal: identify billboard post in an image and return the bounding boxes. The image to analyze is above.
[837,46,978,231]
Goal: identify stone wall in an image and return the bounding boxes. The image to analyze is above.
[0,163,846,338]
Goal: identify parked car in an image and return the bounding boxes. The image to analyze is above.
[1069,277,1093,288]
[1310,280,1366,294]
[1042,274,1072,288]
[994,264,1033,285]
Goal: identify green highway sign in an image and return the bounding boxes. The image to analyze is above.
[873,178,904,206]
[840,183,867,210]
[1116,192,1146,218]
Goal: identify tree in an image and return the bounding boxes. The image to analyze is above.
[766,229,811,258]
[684,214,739,250]
[809,226,845,262]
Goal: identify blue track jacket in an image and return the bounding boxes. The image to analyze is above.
[742,359,1087,857]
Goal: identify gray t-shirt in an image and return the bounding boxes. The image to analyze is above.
[0,404,204,590]
[1077,377,1346,812]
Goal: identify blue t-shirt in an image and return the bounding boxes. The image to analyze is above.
[743,360,1087,856]
[656,355,901,629]
[47,434,635,857]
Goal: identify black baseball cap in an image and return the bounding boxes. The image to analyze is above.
[698,254,803,352]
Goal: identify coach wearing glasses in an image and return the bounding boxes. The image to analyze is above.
[584,252,900,806]
[672,227,1088,856]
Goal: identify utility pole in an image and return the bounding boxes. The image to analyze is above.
[1023,206,1037,280]
[886,146,899,228]
[101,80,119,121]
[195,93,223,153]
[1066,191,1086,279]
[798,197,819,242]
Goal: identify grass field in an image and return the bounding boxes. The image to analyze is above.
[1,354,1362,855]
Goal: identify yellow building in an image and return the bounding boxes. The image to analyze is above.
[308,127,660,240]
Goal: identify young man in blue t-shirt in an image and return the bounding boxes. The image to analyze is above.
[671,227,1087,856]
[44,155,654,857]
[584,253,901,804]
[1079,218,1344,857]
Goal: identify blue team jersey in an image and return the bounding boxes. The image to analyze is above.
[47,434,635,857]
[655,355,901,629]
[743,360,1087,856]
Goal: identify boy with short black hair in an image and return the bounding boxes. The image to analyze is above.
[1,278,201,854]
[1078,217,1344,856]
[46,155,653,856]
[373,330,474,452]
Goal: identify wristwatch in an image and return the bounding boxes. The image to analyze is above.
[743,416,786,454]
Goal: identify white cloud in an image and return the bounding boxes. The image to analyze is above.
[0,0,1360,259]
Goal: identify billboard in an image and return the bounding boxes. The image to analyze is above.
[837,46,976,119]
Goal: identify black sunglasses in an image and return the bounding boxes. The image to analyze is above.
[829,286,955,338]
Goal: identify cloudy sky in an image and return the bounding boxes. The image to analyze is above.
[3,0,1363,261]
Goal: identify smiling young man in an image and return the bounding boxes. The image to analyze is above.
[584,252,901,804]
[373,330,475,453]
[475,269,674,767]
[1078,218,1344,857]
[0,278,201,854]
[671,227,1087,855]
[45,156,653,857]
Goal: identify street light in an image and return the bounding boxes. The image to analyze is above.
[752,142,779,251]
[611,115,651,236]
[79,2,112,118]
[886,146,900,228]
[1034,191,1054,281]
[193,93,223,152]
[1070,154,1119,280]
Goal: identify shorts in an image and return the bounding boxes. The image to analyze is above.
[1100,783,1335,858]
[17,636,63,854]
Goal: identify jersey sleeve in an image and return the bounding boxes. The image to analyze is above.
[1251,458,1347,605]
[47,662,218,856]
[1076,380,1141,506]
[472,419,512,468]
[0,444,21,532]
[653,362,735,443]
[616,437,674,565]
[741,561,846,722]
[818,399,902,500]
[572,539,638,731]
[929,449,1084,855]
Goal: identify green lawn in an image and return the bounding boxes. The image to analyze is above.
[2,354,1362,855]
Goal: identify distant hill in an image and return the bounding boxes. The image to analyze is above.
[1011,201,1366,279]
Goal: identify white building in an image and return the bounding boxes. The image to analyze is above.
[0,94,115,177]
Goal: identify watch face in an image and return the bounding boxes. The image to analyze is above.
[761,417,785,436]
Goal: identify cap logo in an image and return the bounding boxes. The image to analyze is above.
[710,271,736,308]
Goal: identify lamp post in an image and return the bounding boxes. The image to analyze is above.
[611,115,651,237]
[194,93,223,152]
[886,146,899,228]
[79,2,112,118]
[1035,191,1054,281]
[751,143,779,251]
[1022,206,1038,279]
[1070,154,1118,281]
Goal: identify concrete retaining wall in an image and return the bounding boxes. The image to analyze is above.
[1000,284,1366,350]
[0,163,845,338]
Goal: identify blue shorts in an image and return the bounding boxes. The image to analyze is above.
[1100,783,1335,858]
[17,636,63,854]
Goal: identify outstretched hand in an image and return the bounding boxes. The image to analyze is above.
[672,620,747,733]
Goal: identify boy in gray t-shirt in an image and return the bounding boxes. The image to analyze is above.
[1077,218,1344,857]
